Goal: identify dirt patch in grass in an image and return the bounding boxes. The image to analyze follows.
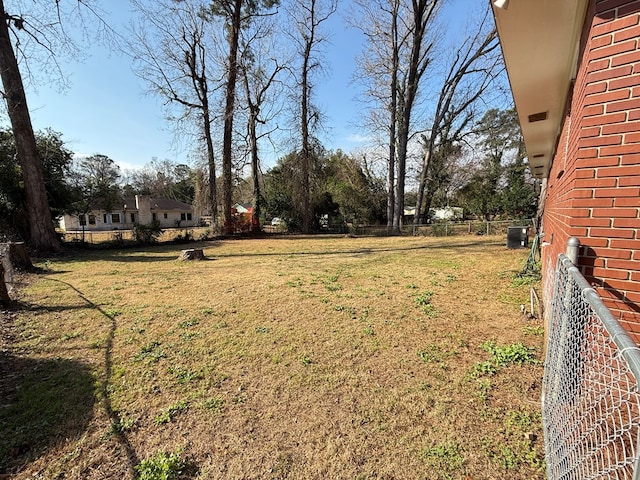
[1,235,545,479]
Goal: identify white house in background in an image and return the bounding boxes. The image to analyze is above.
[58,195,198,232]
[430,207,464,221]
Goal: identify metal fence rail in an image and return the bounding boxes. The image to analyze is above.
[543,252,640,479]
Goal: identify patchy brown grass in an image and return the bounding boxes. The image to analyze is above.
[1,235,545,479]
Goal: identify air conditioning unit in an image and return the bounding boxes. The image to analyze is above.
[507,226,529,249]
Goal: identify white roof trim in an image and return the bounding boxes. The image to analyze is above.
[492,0,589,178]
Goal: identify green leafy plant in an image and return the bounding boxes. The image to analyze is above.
[476,379,492,401]
[483,409,544,471]
[105,414,135,438]
[135,450,184,480]
[178,319,199,328]
[470,341,538,378]
[135,341,166,363]
[60,332,80,341]
[417,344,447,363]
[481,340,537,366]
[169,366,202,384]
[523,325,544,337]
[421,442,464,479]
[414,290,433,306]
[414,291,436,317]
[202,397,224,413]
[472,361,498,377]
[154,401,188,425]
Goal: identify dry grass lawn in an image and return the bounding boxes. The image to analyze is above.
[0,235,545,479]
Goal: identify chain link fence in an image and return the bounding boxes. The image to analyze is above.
[351,219,533,237]
[543,251,640,479]
[61,227,214,246]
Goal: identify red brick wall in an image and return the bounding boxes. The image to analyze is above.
[542,0,640,337]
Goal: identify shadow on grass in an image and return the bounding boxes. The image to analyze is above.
[42,279,141,475]
[0,354,95,474]
[51,236,501,264]
[1,279,140,476]
[54,241,224,264]
[208,237,501,259]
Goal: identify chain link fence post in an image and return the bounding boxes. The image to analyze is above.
[566,236,580,265]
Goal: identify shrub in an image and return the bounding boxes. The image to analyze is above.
[110,230,125,247]
[197,229,212,241]
[132,221,163,245]
[173,229,194,243]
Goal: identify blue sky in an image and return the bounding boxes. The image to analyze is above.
[22,0,473,172]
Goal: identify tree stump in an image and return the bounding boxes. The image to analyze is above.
[0,245,13,295]
[1,242,33,271]
[179,249,205,261]
[0,262,10,306]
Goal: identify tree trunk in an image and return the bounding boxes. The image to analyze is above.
[0,262,10,306]
[414,142,432,226]
[203,110,218,230]
[387,0,399,231]
[0,4,61,254]
[392,0,437,233]
[5,241,33,270]
[300,37,313,234]
[0,243,12,295]
[221,0,242,235]
[393,124,407,232]
[386,139,395,230]
[248,109,262,232]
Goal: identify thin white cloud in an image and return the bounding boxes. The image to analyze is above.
[346,133,372,144]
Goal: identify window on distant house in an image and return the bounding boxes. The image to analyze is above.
[130,213,136,222]
[152,213,157,221]
[88,215,96,225]
[112,213,121,223]
[164,213,168,219]
[103,214,109,223]
[180,213,186,221]
[187,213,192,221]
[79,214,86,226]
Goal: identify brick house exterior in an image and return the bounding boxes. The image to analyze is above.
[493,0,640,339]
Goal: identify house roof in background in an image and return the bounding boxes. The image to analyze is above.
[148,198,193,211]
[491,0,589,179]
[122,197,193,211]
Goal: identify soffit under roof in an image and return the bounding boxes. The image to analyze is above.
[491,0,589,179]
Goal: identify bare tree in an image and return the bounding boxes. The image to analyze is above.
[129,0,221,227]
[354,0,440,233]
[239,26,286,230]
[387,0,400,230]
[413,9,502,225]
[354,0,402,230]
[205,0,279,234]
[287,0,336,233]
[391,0,439,232]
